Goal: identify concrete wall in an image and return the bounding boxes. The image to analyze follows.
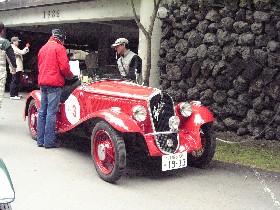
[0,0,141,26]
[138,0,162,87]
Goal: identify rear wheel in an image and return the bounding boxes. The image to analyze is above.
[188,123,216,168]
[28,99,38,140]
[91,121,126,183]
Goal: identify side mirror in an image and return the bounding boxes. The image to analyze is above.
[0,159,15,204]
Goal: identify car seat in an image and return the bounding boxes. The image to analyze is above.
[60,76,81,102]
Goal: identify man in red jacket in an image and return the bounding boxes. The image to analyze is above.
[37,29,73,148]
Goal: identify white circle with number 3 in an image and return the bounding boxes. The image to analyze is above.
[65,94,80,125]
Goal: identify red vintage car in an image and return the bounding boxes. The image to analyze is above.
[24,79,216,183]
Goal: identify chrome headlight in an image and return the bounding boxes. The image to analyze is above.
[132,106,147,122]
[169,116,180,131]
[180,102,192,117]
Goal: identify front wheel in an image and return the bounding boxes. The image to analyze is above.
[188,123,216,168]
[28,99,38,140]
[91,121,126,183]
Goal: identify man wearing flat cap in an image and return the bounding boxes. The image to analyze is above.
[0,21,17,111]
[112,38,142,84]
[9,36,29,100]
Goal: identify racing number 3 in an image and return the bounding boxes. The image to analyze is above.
[65,95,80,125]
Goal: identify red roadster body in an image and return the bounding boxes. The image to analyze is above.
[24,79,216,183]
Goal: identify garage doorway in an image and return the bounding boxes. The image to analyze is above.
[5,20,139,90]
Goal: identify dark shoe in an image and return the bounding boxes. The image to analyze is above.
[45,146,57,149]
[44,139,61,149]
[37,144,44,147]
[44,143,60,149]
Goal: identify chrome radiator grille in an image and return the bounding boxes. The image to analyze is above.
[148,92,178,153]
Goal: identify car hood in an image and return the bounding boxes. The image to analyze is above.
[82,80,158,100]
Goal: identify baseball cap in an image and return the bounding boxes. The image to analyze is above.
[11,37,21,42]
[52,29,66,41]
[111,38,129,48]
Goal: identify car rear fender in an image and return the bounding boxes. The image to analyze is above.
[91,109,143,133]
[24,90,41,120]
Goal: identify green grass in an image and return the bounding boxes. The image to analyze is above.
[214,133,280,172]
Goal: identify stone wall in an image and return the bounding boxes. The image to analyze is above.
[158,0,280,140]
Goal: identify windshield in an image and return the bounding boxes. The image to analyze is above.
[0,160,15,204]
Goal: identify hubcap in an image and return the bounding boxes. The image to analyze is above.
[97,144,106,161]
[93,130,115,175]
[31,113,36,126]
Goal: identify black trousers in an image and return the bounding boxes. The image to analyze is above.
[10,72,21,97]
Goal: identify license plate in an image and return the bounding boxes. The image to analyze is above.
[162,152,188,171]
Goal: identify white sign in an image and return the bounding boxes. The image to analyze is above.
[69,60,80,76]
[65,94,80,125]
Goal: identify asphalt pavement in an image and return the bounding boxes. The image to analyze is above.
[0,93,279,210]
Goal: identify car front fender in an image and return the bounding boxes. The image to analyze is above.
[178,104,214,130]
[176,104,214,152]
[23,90,41,120]
[94,110,143,133]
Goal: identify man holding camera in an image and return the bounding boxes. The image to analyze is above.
[9,36,30,100]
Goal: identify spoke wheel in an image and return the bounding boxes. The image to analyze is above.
[28,99,38,140]
[94,130,116,174]
[91,121,126,183]
[188,123,216,168]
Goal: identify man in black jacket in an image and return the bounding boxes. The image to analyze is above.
[112,38,142,84]
[0,22,17,110]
